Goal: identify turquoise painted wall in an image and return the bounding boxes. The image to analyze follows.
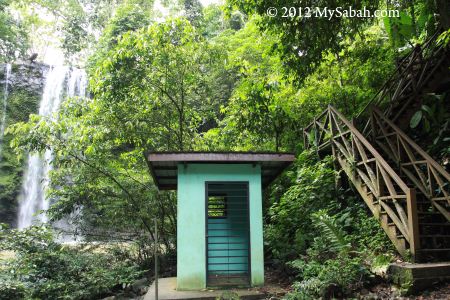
[177,164,264,290]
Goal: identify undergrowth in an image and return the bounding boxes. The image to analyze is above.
[265,150,395,299]
[0,224,144,300]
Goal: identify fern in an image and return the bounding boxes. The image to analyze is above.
[312,210,351,253]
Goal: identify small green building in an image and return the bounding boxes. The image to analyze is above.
[147,152,294,290]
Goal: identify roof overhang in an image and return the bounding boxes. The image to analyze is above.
[146,152,295,190]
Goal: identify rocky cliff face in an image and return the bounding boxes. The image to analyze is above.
[0,62,48,227]
[0,62,49,94]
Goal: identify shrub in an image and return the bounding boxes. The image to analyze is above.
[0,279,26,300]
[265,150,395,299]
[265,150,337,261]
[0,224,144,300]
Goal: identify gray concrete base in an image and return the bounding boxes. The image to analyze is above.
[388,262,450,293]
[144,278,265,300]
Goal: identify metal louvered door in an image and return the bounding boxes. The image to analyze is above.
[206,182,250,287]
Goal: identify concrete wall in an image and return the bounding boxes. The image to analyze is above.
[177,164,264,290]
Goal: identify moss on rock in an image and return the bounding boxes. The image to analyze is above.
[0,63,46,227]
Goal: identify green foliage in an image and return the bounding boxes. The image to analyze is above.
[202,21,395,152]
[0,0,29,60]
[0,280,26,300]
[383,1,437,48]
[89,17,214,151]
[3,2,446,299]
[287,255,368,299]
[265,150,337,260]
[87,0,155,76]
[201,18,298,152]
[99,0,154,47]
[184,0,203,28]
[226,0,381,82]
[61,9,89,56]
[226,0,441,82]
[437,28,450,46]
[8,19,211,255]
[311,210,351,253]
[265,150,393,298]
[0,86,41,227]
[291,25,395,122]
[407,93,450,159]
[383,12,415,46]
[0,224,144,300]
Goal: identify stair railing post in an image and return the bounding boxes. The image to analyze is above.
[329,108,341,189]
[406,188,420,262]
[303,129,307,149]
[313,116,320,157]
[369,107,377,142]
[350,118,357,159]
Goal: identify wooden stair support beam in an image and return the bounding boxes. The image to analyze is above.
[336,155,408,255]
[304,105,420,259]
[370,106,450,222]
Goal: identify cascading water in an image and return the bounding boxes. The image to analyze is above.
[0,63,12,159]
[18,66,87,232]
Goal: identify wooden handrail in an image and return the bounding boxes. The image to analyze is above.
[304,105,420,258]
[371,106,450,221]
[372,106,450,182]
[356,29,443,119]
[330,106,410,193]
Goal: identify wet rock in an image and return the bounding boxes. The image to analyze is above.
[0,62,49,96]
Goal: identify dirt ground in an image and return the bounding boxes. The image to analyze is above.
[358,282,450,300]
[260,267,450,300]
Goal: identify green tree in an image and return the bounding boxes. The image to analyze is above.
[0,0,29,61]
[226,0,381,82]
[91,18,214,150]
[88,0,155,70]
[184,0,203,28]
[203,18,297,152]
[7,18,214,249]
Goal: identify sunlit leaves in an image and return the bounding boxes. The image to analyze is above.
[227,0,380,82]
[91,18,214,151]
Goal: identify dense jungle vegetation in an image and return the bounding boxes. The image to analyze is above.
[0,0,449,299]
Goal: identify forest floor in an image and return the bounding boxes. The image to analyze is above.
[261,265,450,300]
[358,282,450,300]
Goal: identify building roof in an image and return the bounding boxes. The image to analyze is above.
[146,152,296,190]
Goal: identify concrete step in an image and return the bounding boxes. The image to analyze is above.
[144,277,266,300]
[388,262,450,293]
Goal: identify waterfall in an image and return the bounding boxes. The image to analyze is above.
[18,66,87,231]
[0,63,12,159]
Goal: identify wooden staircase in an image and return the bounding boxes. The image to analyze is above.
[368,106,450,262]
[359,30,450,132]
[304,106,420,259]
[304,31,450,262]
